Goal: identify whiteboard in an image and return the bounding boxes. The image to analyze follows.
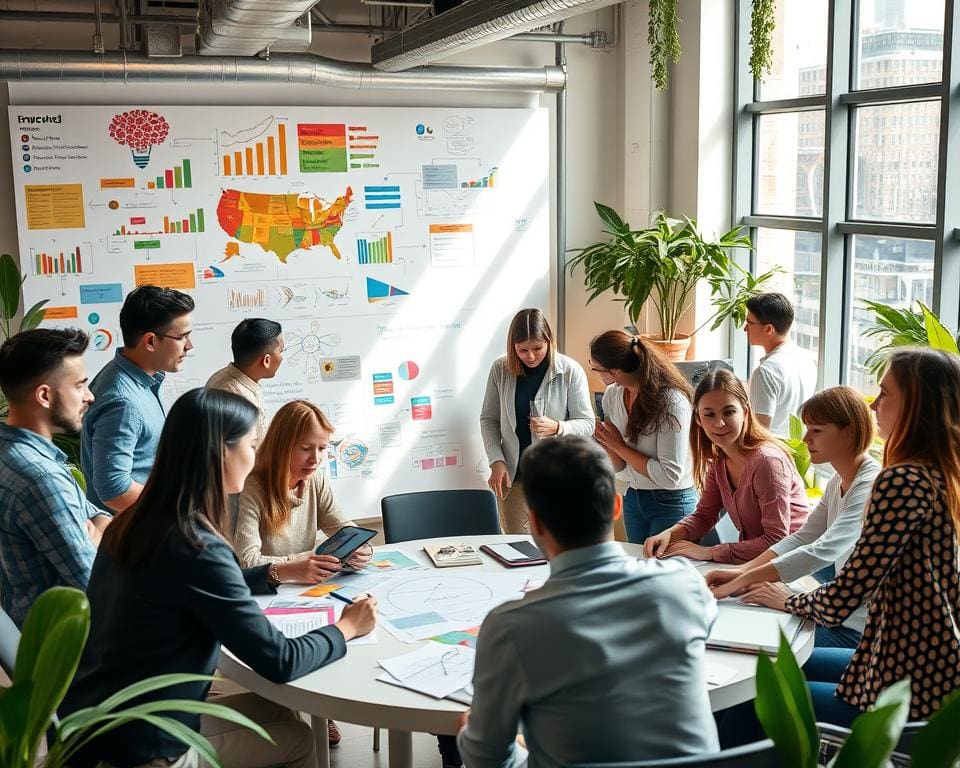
[8,105,550,517]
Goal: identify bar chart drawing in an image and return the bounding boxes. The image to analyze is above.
[219,117,289,177]
[114,208,206,236]
[228,287,268,311]
[460,166,497,188]
[356,232,393,264]
[32,243,93,276]
[145,159,193,189]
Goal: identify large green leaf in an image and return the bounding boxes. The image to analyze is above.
[754,651,816,768]
[15,587,89,684]
[832,680,911,768]
[19,299,49,333]
[593,202,628,235]
[0,681,34,765]
[772,631,818,760]
[0,253,21,322]
[23,614,89,759]
[910,688,960,768]
[920,302,960,354]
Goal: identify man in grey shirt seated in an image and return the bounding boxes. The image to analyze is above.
[457,436,720,768]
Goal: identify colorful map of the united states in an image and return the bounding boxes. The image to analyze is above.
[216,187,353,263]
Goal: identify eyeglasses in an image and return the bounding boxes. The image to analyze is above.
[591,365,613,374]
[153,330,192,342]
[744,319,764,326]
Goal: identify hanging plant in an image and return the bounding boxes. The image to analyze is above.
[750,0,776,82]
[648,0,681,91]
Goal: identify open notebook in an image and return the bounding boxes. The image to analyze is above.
[707,606,805,655]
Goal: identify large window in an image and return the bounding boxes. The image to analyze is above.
[734,0,960,397]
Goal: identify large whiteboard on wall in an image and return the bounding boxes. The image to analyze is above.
[7,105,550,517]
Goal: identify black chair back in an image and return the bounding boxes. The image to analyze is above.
[381,489,500,544]
[572,739,782,767]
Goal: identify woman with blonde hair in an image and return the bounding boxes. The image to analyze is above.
[480,308,594,533]
[705,386,880,649]
[643,368,808,563]
[590,331,697,542]
[741,349,960,724]
[235,400,372,583]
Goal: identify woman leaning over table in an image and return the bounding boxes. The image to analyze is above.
[741,349,960,726]
[590,330,697,543]
[480,308,594,533]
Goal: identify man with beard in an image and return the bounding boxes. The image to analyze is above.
[0,328,111,627]
[81,286,194,513]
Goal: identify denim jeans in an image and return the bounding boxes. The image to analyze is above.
[622,487,698,544]
[805,647,862,726]
[814,624,862,649]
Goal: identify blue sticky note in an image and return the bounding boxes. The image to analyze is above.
[80,283,124,304]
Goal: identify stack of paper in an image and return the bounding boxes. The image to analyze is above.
[377,642,476,699]
[707,605,804,654]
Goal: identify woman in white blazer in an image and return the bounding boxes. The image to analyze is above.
[480,308,595,533]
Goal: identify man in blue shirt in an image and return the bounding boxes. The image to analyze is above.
[0,328,112,626]
[457,436,720,768]
[81,285,194,512]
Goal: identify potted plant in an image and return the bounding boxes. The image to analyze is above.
[567,204,778,361]
[756,631,960,767]
[861,300,959,381]
[0,252,48,421]
[1,586,270,768]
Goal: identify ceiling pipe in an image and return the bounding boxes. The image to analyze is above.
[0,50,566,92]
[0,10,199,26]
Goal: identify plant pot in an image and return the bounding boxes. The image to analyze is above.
[641,333,692,362]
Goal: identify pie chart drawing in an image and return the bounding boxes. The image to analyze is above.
[398,361,419,381]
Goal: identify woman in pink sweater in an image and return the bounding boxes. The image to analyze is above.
[644,369,808,564]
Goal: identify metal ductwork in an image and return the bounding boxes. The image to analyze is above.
[371,0,620,71]
[197,0,316,56]
[0,50,566,92]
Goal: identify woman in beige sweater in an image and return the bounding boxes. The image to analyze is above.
[236,400,373,582]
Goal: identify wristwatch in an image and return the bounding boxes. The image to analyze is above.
[267,563,282,587]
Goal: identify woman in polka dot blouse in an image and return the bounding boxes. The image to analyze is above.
[743,348,960,724]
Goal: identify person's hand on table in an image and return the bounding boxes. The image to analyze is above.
[705,568,749,599]
[643,528,677,558]
[487,461,511,500]
[277,554,341,584]
[530,416,559,437]
[334,595,379,640]
[662,541,714,561]
[346,542,373,570]
[739,581,792,612]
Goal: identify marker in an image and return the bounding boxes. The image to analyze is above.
[329,591,353,605]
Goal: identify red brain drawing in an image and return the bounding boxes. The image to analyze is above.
[108,110,170,152]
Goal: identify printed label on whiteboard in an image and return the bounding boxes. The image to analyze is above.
[411,396,433,420]
[320,356,361,382]
[429,223,474,267]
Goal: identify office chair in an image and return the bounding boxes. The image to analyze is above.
[380,489,500,544]
[572,738,782,767]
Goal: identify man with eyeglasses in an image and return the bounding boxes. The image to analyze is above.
[81,285,195,513]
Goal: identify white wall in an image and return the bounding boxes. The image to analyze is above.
[0,3,737,371]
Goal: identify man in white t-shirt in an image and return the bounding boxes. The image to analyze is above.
[744,293,817,435]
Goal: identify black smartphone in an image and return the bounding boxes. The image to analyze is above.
[315,525,377,561]
[593,391,605,422]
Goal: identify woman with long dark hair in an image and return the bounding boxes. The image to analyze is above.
[741,349,960,724]
[590,331,698,542]
[480,308,594,533]
[61,388,377,768]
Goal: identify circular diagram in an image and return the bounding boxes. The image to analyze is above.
[387,576,493,620]
[397,360,420,380]
[92,329,113,351]
[338,437,369,469]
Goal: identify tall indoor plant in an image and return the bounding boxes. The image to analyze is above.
[861,299,959,381]
[568,204,777,361]
[0,252,48,420]
[1,586,270,768]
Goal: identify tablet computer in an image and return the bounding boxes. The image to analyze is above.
[315,525,377,561]
[480,540,547,567]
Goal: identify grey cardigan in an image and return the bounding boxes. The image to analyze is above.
[480,352,595,480]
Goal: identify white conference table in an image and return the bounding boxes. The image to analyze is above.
[219,535,815,768]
